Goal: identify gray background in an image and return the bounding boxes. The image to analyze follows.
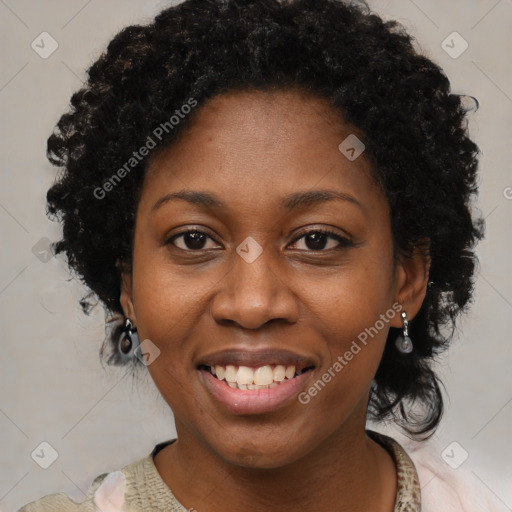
[1,1,511,511]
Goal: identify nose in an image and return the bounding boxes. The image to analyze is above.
[210,246,299,330]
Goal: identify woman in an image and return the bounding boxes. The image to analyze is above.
[18,0,492,510]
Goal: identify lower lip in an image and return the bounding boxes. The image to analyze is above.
[200,369,313,415]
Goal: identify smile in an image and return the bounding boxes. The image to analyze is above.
[199,363,314,390]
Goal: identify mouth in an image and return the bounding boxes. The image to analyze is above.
[197,363,315,391]
[196,348,317,414]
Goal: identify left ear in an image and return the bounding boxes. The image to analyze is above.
[390,241,431,328]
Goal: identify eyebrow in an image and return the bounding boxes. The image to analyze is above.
[151,189,363,213]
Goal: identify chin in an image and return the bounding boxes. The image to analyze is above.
[201,425,318,470]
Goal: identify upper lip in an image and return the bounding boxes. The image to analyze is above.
[196,348,316,373]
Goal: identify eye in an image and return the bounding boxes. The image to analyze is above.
[166,230,221,251]
[166,228,353,252]
[289,229,353,251]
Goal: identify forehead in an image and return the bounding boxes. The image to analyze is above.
[140,88,384,217]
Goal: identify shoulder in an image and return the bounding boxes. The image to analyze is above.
[16,492,99,512]
[16,447,182,512]
[17,468,131,512]
[368,428,505,512]
[397,434,504,512]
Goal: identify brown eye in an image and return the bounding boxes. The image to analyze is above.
[289,229,353,251]
[167,230,220,251]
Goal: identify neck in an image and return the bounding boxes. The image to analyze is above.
[154,419,397,512]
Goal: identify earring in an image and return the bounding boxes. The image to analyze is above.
[118,318,139,356]
[395,311,413,354]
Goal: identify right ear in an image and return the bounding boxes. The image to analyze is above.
[119,268,137,322]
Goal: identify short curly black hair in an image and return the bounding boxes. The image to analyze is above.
[46,0,483,438]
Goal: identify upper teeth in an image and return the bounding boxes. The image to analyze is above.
[211,364,297,387]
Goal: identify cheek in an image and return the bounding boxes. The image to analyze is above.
[132,267,208,356]
[130,227,216,342]
[129,264,207,413]
[303,246,395,390]
[297,284,393,428]
[309,248,396,342]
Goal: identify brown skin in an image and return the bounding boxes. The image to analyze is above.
[120,88,430,511]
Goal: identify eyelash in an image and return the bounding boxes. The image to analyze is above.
[166,228,353,252]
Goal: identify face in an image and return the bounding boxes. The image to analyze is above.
[121,88,422,469]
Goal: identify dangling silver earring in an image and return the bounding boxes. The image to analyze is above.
[118,318,140,356]
[395,311,413,354]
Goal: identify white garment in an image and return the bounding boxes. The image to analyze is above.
[399,435,506,511]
